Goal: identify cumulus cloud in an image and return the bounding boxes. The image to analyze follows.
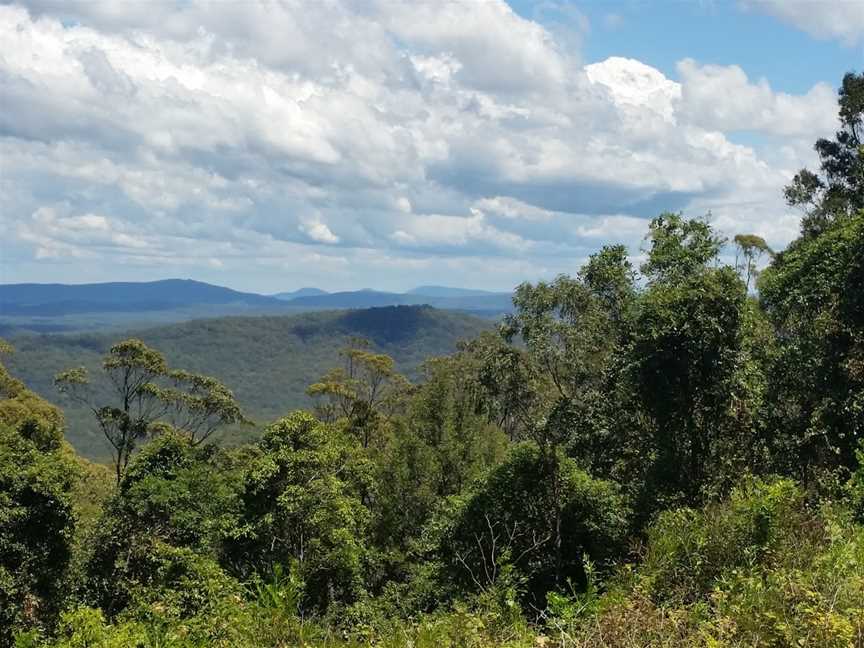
[299,216,340,245]
[585,57,681,122]
[0,1,841,291]
[740,0,864,45]
[676,59,837,136]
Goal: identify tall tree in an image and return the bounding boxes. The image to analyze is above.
[56,339,246,484]
[759,211,864,473]
[760,73,864,475]
[784,71,864,236]
[307,340,410,449]
[633,214,757,505]
[733,233,773,293]
[476,246,637,587]
[641,212,725,282]
[56,340,166,485]
[228,412,372,611]
[150,369,249,446]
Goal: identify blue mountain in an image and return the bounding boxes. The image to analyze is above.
[0,279,282,316]
[272,287,329,300]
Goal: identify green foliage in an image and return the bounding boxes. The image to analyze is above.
[116,432,241,550]
[0,352,76,642]
[0,341,65,450]
[633,263,753,505]
[55,338,247,484]
[6,307,491,459]
[307,340,411,448]
[578,244,637,326]
[549,479,864,648]
[759,210,864,472]
[412,355,510,482]
[849,440,864,521]
[639,478,809,605]
[733,233,773,292]
[152,369,251,446]
[228,411,372,611]
[438,444,628,608]
[372,420,440,551]
[0,423,76,642]
[629,213,771,508]
[640,212,725,283]
[80,433,244,616]
[784,71,864,235]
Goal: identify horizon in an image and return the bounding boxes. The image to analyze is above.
[1,1,861,292]
[0,276,511,296]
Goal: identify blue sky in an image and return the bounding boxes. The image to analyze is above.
[511,1,861,94]
[0,0,862,292]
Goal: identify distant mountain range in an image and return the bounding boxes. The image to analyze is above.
[0,280,513,334]
[405,286,500,297]
[271,287,329,300]
[0,279,281,316]
[273,285,512,312]
[271,285,501,300]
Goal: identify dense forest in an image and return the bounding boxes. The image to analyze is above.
[4,307,493,459]
[1,72,862,647]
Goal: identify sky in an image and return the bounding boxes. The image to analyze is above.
[0,1,862,293]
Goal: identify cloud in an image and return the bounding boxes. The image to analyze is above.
[299,217,340,244]
[740,0,864,45]
[473,196,555,222]
[0,1,841,291]
[585,56,681,122]
[676,59,838,136]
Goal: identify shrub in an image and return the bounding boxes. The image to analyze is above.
[639,478,811,605]
[438,443,628,609]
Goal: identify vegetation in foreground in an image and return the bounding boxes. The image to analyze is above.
[1,71,863,646]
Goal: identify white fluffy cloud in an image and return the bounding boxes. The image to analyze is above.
[0,1,840,291]
[676,59,838,136]
[299,217,340,245]
[740,0,864,45]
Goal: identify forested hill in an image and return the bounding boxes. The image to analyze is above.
[5,305,492,459]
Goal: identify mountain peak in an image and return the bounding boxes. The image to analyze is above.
[272,287,328,300]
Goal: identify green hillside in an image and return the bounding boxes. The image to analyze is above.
[5,306,493,459]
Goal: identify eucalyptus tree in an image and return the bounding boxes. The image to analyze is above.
[307,339,410,449]
[784,71,863,236]
[55,338,246,484]
[760,73,864,474]
[733,233,773,292]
